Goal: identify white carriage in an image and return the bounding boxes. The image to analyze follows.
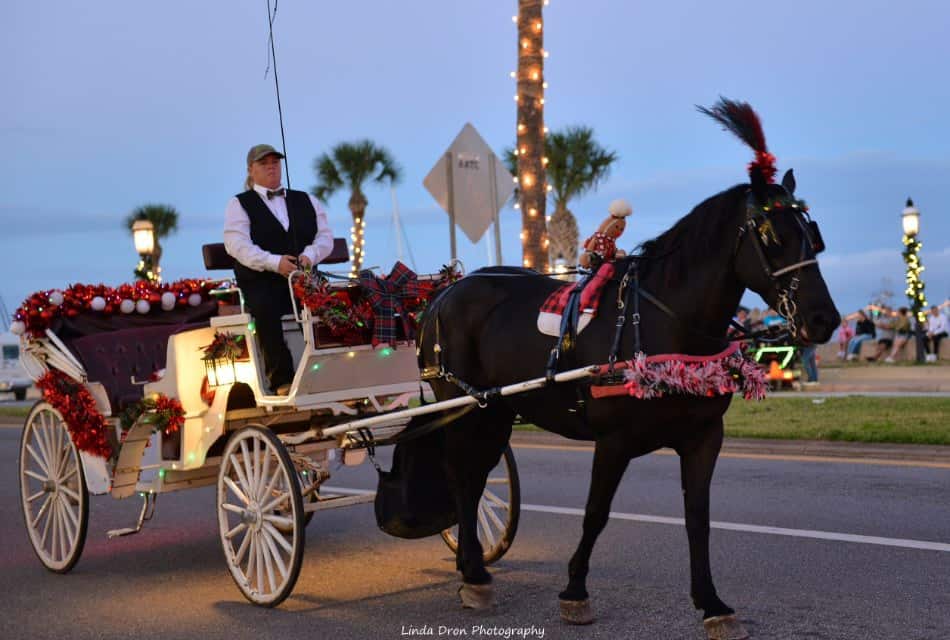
[15,240,524,607]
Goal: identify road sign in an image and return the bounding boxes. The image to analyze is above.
[423,123,515,261]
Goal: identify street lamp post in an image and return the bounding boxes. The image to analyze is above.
[901,198,927,363]
[132,219,158,283]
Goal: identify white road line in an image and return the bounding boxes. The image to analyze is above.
[323,486,950,553]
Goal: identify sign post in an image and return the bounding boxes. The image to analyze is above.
[424,123,514,264]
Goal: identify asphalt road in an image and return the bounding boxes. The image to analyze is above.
[1,425,948,640]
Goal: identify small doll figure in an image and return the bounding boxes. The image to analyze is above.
[578,199,633,269]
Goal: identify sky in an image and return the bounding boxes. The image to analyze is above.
[3,0,949,325]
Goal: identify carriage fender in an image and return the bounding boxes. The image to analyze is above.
[80,450,112,495]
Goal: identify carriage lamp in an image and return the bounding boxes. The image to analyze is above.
[132,220,159,283]
[204,355,237,387]
[901,198,927,363]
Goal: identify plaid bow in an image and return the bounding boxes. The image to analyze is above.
[358,261,420,346]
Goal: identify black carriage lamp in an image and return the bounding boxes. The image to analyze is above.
[132,219,159,283]
[901,198,927,363]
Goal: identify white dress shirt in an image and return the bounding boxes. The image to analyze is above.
[928,312,949,335]
[223,183,334,273]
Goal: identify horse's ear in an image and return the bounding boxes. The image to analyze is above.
[781,169,796,195]
[749,166,769,204]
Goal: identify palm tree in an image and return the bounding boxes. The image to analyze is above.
[505,126,617,268]
[312,140,401,275]
[124,204,179,282]
[516,0,548,271]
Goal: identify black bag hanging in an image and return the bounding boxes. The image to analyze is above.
[374,429,457,539]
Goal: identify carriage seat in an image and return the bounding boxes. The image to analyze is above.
[202,239,351,271]
[67,323,208,413]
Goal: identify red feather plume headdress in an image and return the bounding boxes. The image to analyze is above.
[698,98,777,184]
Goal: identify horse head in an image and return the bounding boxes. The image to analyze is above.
[702,98,840,345]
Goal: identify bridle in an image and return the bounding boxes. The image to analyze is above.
[735,189,825,339]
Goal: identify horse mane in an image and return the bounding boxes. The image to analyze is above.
[632,184,748,287]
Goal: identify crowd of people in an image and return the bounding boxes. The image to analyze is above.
[838,302,949,363]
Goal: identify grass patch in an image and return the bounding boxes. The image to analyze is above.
[515,397,950,445]
[0,406,31,418]
[724,397,950,444]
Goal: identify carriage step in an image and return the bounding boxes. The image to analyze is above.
[306,492,375,513]
[106,492,157,538]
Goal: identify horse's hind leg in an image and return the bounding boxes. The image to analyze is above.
[559,432,630,624]
[679,419,749,640]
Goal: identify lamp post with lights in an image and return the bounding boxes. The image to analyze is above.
[901,198,927,363]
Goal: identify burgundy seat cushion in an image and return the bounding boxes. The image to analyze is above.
[68,323,207,412]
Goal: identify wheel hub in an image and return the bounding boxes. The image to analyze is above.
[242,502,263,530]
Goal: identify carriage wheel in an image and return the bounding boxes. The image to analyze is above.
[442,445,520,565]
[19,402,89,573]
[217,426,305,607]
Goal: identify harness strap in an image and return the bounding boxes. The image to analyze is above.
[546,273,590,382]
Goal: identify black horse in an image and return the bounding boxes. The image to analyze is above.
[416,101,840,638]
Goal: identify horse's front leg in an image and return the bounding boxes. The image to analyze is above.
[559,433,630,624]
[679,419,749,640]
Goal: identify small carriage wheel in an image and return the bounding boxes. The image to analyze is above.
[441,445,521,565]
[217,426,305,607]
[18,401,89,574]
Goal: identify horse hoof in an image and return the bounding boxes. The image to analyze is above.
[559,599,595,625]
[703,614,749,640]
[458,583,494,609]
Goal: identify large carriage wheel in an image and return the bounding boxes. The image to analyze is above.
[18,401,89,573]
[442,445,520,565]
[217,426,305,607]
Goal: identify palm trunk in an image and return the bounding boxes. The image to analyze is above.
[349,191,368,276]
[547,203,579,269]
[517,0,548,271]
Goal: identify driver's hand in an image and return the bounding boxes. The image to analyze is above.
[277,255,298,276]
[298,255,313,270]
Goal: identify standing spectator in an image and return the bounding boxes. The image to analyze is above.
[836,317,854,360]
[847,310,875,360]
[884,307,912,363]
[926,305,949,362]
[801,344,819,386]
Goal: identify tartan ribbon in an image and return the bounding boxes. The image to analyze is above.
[358,261,421,346]
[540,262,616,317]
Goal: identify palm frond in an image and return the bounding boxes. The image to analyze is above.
[124,204,179,239]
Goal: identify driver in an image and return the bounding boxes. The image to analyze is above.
[224,144,335,395]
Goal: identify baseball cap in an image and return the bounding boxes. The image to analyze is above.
[246,144,285,165]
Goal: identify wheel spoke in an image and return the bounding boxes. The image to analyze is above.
[221,503,245,515]
[245,533,257,589]
[239,440,255,499]
[252,437,262,497]
[60,484,81,505]
[483,500,507,533]
[477,504,496,549]
[25,443,50,476]
[31,422,53,474]
[61,494,81,536]
[26,489,45,504]
[50,423,66,481]
[31,494,53,529]
[259,490,291,515]
[255,534,265,595]
[24,469,47,483]
[39,497,54,548]
[261,513,294,530]
[258,448,271,500]
[51,500,62,562]
[233,527,252,566]
[229,453,253,496]
[223,476,250,505]
[59,497,76,548]
[481,488,510,510]
[260,530,277,594]
[59,463,78,485]
[260,526,290,579]
[225,522,247,540]
[262,521,294,554]
[259,462,282,507]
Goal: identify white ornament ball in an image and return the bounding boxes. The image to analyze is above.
[608,199,633,218]
[48,290,65,306]
[120,299,135,314]
[90,296,106,311]
[161,291,176,311]
[188,293,202,307]
[136,299,151,315]
[10,320,26,336]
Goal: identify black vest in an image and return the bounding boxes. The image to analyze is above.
[233,189,319,286]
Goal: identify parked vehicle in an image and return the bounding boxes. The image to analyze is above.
[0,331,32,400]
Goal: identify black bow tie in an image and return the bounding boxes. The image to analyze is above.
[266,188,286,200]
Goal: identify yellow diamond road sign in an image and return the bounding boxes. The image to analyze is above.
[424,123,515,244]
